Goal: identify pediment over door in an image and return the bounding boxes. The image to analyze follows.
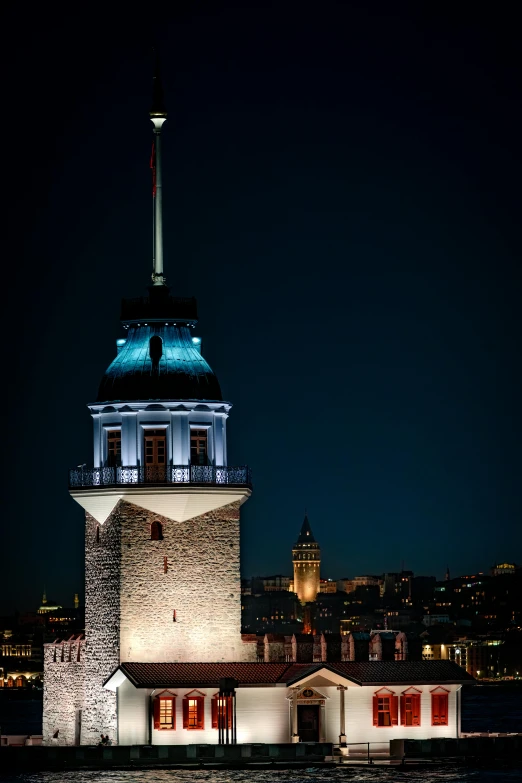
[287,686,328,703]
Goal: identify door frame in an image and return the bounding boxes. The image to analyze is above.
[287,686,328,742]
[139,423,169,466]
[297,703,321,742]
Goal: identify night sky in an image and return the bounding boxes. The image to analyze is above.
[3,2,521,614]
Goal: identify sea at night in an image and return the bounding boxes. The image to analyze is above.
[2,766,522,783]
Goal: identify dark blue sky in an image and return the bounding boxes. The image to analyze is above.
[3,1,521,613]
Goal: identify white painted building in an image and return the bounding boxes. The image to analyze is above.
[104,661,471,746]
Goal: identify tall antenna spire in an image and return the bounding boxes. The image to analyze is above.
[150,50,167,286]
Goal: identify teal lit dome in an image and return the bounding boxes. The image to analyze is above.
[97,288,222,403]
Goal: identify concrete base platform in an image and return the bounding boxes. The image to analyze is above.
[0,742,333,772]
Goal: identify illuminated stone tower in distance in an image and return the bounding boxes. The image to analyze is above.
[292,515,320,603]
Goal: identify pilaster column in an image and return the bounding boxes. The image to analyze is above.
[291,688,299,743]
[337,685,347,746]
[92,415,102,468]
[121,412,137,466]
[170,413,183,464]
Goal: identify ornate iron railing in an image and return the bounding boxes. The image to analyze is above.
[69,464,251,489]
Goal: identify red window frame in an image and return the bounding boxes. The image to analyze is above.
[153,691,176,731]
[400,688,421,727]
[431,688,449,726]
[183,690,205,730]
[372,688,398,727]
[211,694,233,729]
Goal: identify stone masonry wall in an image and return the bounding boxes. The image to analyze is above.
[119,499,247,662]
[82,509,121,744]
[46,494,253,746]
[42,638,85,745]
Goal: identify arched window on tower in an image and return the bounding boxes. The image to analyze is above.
[151,521,163,541]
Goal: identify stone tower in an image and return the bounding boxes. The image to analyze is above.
[43,61,253,747]
[292,515,320,604]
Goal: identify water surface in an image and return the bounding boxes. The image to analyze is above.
[3,767,522,783]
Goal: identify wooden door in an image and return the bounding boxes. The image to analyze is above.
[190,429,208,465]
[298,705,319,742]
[107,430,121,467]
[144,429,167,482]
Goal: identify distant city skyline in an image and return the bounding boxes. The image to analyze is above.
[6,558,516,617]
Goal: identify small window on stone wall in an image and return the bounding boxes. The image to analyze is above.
[96,526,100,544]
[173,609,176,622]
[151,521,163,541]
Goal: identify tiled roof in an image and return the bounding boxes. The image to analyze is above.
[281,664,318,683]
[111,660,474,688]
[297,661,475,686]
[118,662,292,687]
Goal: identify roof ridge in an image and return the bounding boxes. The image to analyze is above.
[112,660,475,689]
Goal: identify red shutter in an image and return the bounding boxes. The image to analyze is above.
[153,697,160,730]
[412,694,421,726]
[211,697,218,729]
[439,693,448,725]
[400,694,405,726]
[391,695,398,725]
[196,697,204,730]
[372,694,379,726]
[182,697,189,729]
[432,692,448,726]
